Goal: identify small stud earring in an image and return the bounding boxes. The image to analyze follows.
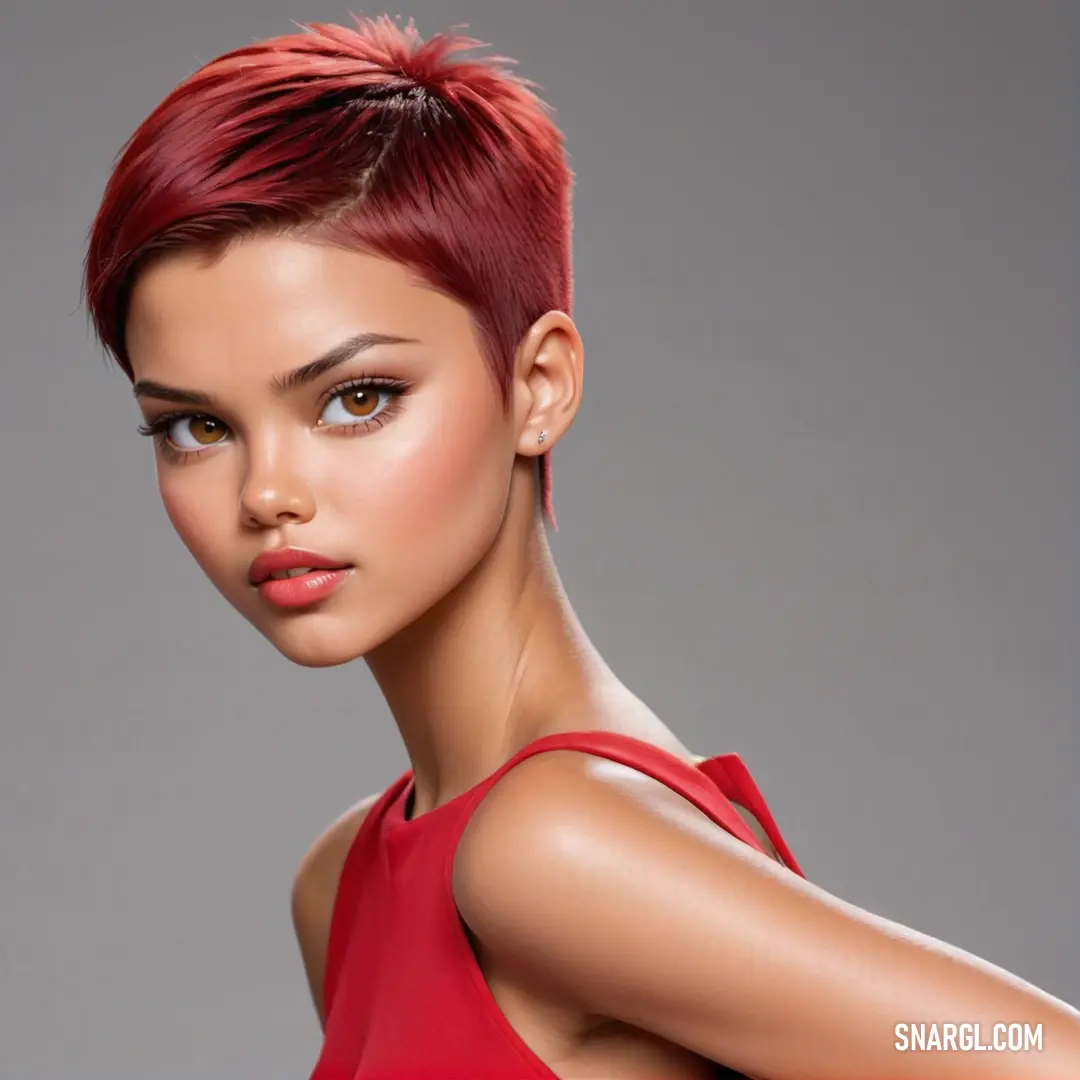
[537,431,547,444]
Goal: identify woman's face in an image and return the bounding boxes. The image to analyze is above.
[126,234,521,667]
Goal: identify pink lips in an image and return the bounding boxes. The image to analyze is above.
[248,548,353,610]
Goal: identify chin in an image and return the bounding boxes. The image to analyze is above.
[255,617,381,668]
[276,641,362,668]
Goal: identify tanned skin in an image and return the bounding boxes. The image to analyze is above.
[291,794,380,1024]
[127,234,1080,1079]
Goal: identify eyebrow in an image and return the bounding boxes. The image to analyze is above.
[131,332,418,406]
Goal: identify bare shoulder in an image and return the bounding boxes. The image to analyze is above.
[453,747,778,882]
[451,748,785,970]
[291,791,382,1026]
[454,751,1080,1078]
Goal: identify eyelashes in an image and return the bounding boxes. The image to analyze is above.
[137,375,409,464]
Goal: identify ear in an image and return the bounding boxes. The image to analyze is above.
[512,311,584,458]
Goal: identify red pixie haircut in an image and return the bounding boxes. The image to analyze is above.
[84,15,573,520]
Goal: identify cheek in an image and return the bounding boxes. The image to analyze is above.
[341,391,512,560]
[158,466,234,575]
[403,428,503,526]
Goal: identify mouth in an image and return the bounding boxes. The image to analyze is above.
[248,547,353,586]
[247,548,356,610]
[264,566,335,581]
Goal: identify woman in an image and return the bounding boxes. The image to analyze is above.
[83,15,1079,1080]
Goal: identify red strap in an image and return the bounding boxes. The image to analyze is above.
[491,730,802,873]
[697,754,804,876]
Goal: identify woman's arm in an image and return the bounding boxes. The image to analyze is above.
[291,792,381,1027]
[454,751,1080,1079]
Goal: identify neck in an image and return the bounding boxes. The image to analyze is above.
[364,467,634,813]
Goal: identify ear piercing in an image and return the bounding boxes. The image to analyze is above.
[537,431,547,444]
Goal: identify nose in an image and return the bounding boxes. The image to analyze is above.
[239,444,316,529]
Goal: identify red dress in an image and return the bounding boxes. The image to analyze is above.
[309,730,805,1079]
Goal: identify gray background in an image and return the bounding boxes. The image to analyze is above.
[1,1,1076,1077]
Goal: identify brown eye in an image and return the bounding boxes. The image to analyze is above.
[188,416,227,445]
[162,414,229,452]
[340,388,380,417]
[320,383,396,428]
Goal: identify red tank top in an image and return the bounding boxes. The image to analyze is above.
[309,730,804,1080]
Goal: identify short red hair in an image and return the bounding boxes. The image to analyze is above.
[84,15,573,521]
